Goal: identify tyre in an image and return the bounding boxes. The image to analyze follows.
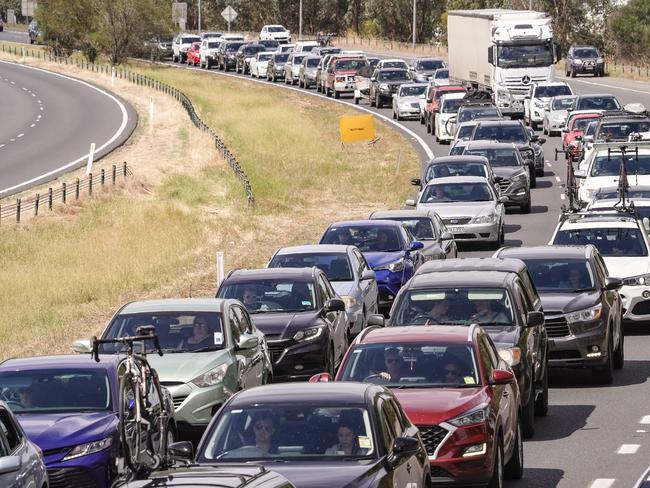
[521,200,531,214]
[376,95,382,108]
[326,87,332,98]
[593,333,614,384]
[488,439,504,488]
[393,110,397,120]
[328,345,336,378]
[536,167,544,177]
[119,373,142,470]
[505,421,524,480]
[535,363,549,416]
[298,78,303,88]
[570,68,576,78]
[426,117,432,134]
[521,383,535,438]
[369,92,375,106]
[614,326,625,370]
[334,90,340,99]
[531,121,538,131]
[354,97,360,105]
[420,114,425,125]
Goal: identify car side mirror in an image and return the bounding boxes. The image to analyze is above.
[361,269,376,281]
[325,298,346,313]
[498,196,509,203]
[604,277,623,291]
[538,138,546,144]
[392,436,420,458]
[366,314,385,327]
[237,335,259,350]
[491,369,515,385]
[0,456,22,475]
[405,199,416,207]
[410,241,424,251]
[169,441,194,464]
[309,372,331,383]
[410,178,422,187]
[574,169,586,178]
[440,231,453,241]
[530,134,539,142]
[72,339,92,354]
[526,311,544,328]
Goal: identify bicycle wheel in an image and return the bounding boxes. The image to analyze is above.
[119,372,142,470]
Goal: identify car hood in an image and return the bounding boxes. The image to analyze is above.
[249,311,318,338]
[148,351,230,383]
[18,411,117,452]
[331,281,356,297]
[539,290,601,313]
[492,166,526,179]
[481,325,521,348]
[418,201,496,218]
[602,256,650,279]
[364,251,405,269]
[397,95,421,104]
[394,387,486,426]
[261,460,384,488]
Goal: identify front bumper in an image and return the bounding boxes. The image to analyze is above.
[165,382,231,426]
[268,336,330,381]
[445,222,500,242]
[530,108,546,123]
[620,285,650,321]
[397,106,421,118]
[45,446,117,488]
[333,80,356,93]
[501,187,530,207]
[572,63,604,74]
[547,319,609,368]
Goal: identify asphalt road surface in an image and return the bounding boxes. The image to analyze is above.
[4,29,650,487]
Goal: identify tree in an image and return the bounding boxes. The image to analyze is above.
[611,0,650,64]
[35,0,96,57]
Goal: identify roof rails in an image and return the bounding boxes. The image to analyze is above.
[592,140,650,151]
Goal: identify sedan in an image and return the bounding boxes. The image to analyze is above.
[543,95,577,136]
[250,52,274,78]
[392,83,428,121]
[284,53,306,85]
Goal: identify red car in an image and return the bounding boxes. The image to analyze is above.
[424,85,467,135]
[186,41,201,66]
[563,112,601,161]
[313,325,523,486]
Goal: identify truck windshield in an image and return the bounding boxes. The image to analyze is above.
[497,44,553,68]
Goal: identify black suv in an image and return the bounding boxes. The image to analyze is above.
[566,45,605,77]
[369,68,411,108]
[494,245,624,383]
[217,41,245,71]
[385,257,549,438]
[235,43,266,74]
[216,267,348,381]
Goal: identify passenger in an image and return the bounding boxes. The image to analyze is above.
[251,413,276,454]
[439,356,466,385]
[561,268,586,289]
[436,165,450,178]
[470,299,509,324]
[325,422,368,456]
[432,186,449,201]
[336,229,354,245]
[183,316,213,349]
[423,300,452,324]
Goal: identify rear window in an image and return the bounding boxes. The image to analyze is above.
[554,227,648,257]
[335,59,366,71]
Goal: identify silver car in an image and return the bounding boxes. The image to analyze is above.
[368,209,458,260]
[267,244,379,337]
[406,175,506,249]
[0,401,48,488]
[299,55,321,89]
[392,83,428,121]
[543,95,577,136]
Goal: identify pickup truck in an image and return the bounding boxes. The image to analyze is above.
[423,85,467,135]
[325,57,368,99]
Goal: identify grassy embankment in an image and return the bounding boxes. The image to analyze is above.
[0,47,419,358]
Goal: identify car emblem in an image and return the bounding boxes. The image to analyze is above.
[522,75,531,84]
[450,219,458,224]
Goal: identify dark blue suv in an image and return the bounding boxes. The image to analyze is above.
[566,45,605,77]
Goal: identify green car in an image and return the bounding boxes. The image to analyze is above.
[73,298,273,438]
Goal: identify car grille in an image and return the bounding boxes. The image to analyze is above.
[442,217,471,225]
[430,466,453,478]
[418,425,448,457]
[544,313,571,338]
[48,468,96,488]
[631,301,650,315]
[267,341,289,364]
[497,178,511,192]
[172,395,188,410]
[550,350,581,360]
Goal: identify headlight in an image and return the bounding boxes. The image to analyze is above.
[340,295,358,308]
[519,148,534,161]
[471,214,495,224]
[192,363,228,387]
[498,347,521,366]
[574,59,583,64]
[512,171,528,182]
[533,100,545,108]
[379,83,390,92]
[448,405,488,427]
[62,437,112,461]
[623,274,650,286]
[375,259,404,273]
[565,304,602,323]
[293,326,324,342]
[228,54,235,59]
[597,57,604,63]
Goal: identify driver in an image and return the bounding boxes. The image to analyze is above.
[376,347,403,382]
[250,413,276,454]
[470,299,509,324]
[375,229,393,251]
[422,299,452,324]
[241,286,258,311]
[183,316,213,349]
[17,385,33,408]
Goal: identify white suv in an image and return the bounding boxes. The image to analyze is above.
[524,82,574,130]
[434,92,467,144]
[550,210,650,324]
[172,33,201,63]
[260,25,291,43]
[199,38,221,69]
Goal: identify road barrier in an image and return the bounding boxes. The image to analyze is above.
[0,43,255,207]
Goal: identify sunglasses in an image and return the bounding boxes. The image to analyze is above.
[254,424,274,433]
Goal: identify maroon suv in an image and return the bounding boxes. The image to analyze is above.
[314,325,523,486]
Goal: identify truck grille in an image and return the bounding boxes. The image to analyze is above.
[544,313,570,338]
[442,217,471,225]
[418,425,448,456]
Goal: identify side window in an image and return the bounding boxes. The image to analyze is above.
[234,306,252,335]
[378,400,399,449]
[228,307,242,344]
[594,255,609,283]
[519,272,537,309]
[353,250,369,273]
[316,276,330,304]
[383,399,404,438]
[512,282,528,323]
[0,409,21,452]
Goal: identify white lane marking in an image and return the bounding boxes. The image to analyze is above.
[617,444,640,454]
[30,123,35,128]
[555,176,561,182]
[0,144,5,148]
[589,479,615,488]
[0,60,131,196]
[546,162,552,167]
[16,133,23,138]
[640,415,650,424]
[637,430,647,433]
[559,75,650,96]
[560,194,566,200]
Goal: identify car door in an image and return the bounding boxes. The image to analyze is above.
[232,305,266,388]
[318,274,347,360]
[594,252,622,349]
[0,407,39,488]
[353,248,379,315]
[379,398,418,487]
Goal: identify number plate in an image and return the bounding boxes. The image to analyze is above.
[448,227,465,233]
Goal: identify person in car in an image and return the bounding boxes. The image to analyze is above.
[183,316,214,349]
[470,299,509,324]
[375,229,393,251]
[241,286,258,311]
[335,229,354,245]
[17,385,34,408]
[251,413,276,454]
[431,185,450,201]
[422,300,452,324]
[439,355,467,384]
[325,421,368,456]
[376,347,404,382]
[560,267,586,290]
[435,165,450,178]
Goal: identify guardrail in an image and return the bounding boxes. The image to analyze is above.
[0,43,255,206]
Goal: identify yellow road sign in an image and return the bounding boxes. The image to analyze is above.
[339,114,376,143]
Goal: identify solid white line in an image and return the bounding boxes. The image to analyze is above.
[0,60,130,196]
[30,123,35,128]
[618,444,640,454]
[555,176,561,182]
[546,162,552,167]
[559,75,650,96]
[16,133,23,138]
[590,479,616,488]
[637,430,647,433]
[0,144,5,148]
[640,415,650,424]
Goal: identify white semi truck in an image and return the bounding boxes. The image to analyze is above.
[447,9,560,118]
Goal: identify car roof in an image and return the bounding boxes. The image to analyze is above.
[229,382,383,407]
[410,269,512,288]
[496,245,592,260]
[534,81,570,86]
[227,268,317,281]
[551,95,577,100]
[369,209,436,219]
[441,92,466,100]
[358,325,475,345]
[577,94,617,99]
[424,175,488,185]
[474,119,523,127]
[465,141,518,150]
[416,257,527,275]
[327,219,404,229]
[274,244,352,255]
[428,156,489,165]
[0,354,120,370]
[119,299,228,314]
[399,83,428,89]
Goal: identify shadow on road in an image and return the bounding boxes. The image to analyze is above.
[508,468,565,487]
[530,205,549,214]
[504,224,522,233]
[550,359,650,388]
[504,238,524,247]
[536,180,554,189]
[526,404,595,442]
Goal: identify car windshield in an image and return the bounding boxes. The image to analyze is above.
[574,48,599,58]
[293,55,306,64]
[200,405,376,461]
[268,26,286,32]
[497,43,553,68]
[442,98,465,113]
[595,189,650,200]
[220,281,316,313]
[377,70,409,81]
[258,53,272,61]
[306,58,320,67]
[226,43,244,52]
[399,85,426,97]
[585,121,599,136]
[552,97,576,110]
[426,162,489,180]
[208,42,220,49]
[421,182,493,202]
[322,226,403,253]
[458,107,500,123]
[375,217,436,240]
[535,85,572,98]
[571,117,599,131]
[0,369,111,413]
[554,227,648,256]
[183,36,201,44]
[597,121,650,141]
[457,124,476,140]
[99,312,225,353]
[335,59,365,70]
[269,253,353,282]
[522,259,596,291]
[576,96,620,111]
[274,54,289,62]
[382,61,407,69]
[245,46,264,54]
[339,343,480,388]
[589,154,650,177]
[466,148,520,167]
[417,60,444,70]
[393,288,516,326]
[473,125,527,142]
[434,69,449,79]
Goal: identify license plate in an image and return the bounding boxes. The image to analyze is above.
[449,227,464,233]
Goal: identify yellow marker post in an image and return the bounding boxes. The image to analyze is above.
[339,114,376,143]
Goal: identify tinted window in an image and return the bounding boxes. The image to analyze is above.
[590,154,650,177]
[574,48,599,58]
[466,148,521,167]
[442,97,465,113]
[335,59,366,71]
[552,97,576,110]
[306,58,321,67]
[373,217,435,240]
[268,26,286,32]
[219,281,316,313]
[274,54,289,62]
[473,124,526,142]
[399,85,426,97]
[417,60,444,70]
[269,253,353,281]
[321,226,403,253]
[434,69,449,79]
[0,410,19,451]
[571,117,599,131]
[377,70,409,81]
[597,121,650,141]
[576,96,620,111]
[554,227,648,256]
[421,182,493,202]
[458,107,500,123]
[427,162,488,180]
[534,85,572,98]
[382,61,407,69]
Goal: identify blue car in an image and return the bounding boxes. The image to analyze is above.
[0,355,175,488]
[320,219,424,307]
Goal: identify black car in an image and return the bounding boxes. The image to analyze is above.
[216,268,348,380]
[114,464,295,488]
[462,141,532,213]
[494,245,624,383]
[258,39,280,51]
[467,119,546,182]
[386,257,549,438]
[217,41,246,71]
[235,43,265,74]
[566,45,605,77]
[369,68,411,108]
[266,52,290,82]
[180,382,430,488]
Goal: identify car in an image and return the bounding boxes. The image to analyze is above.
[200,32,222,40]
[266,52,290,82]
[494,245,624,383]
[412,155,497,191]
[260,24,291,43]
[283,53,307,85]
[386,257,549,438]
[310,46,341,57]
[392,83,428,120]
[28,20,41,44]
[424,85,467,134]
[0,400,47,488]
[235,43,266,74]
[550,209,650,326]
[277,43,296,53]
[523,82,574,129]
[566,45,605,77]
[293,41,320,53]
[198,38,222,68]
[172,33,201,63]
[591,115,650,144]
[433,92,468,143]
[0,354,174,487]
[406,176,506,248]
[318,53,365,94]
[186,383,431,487]
[431,67,450,86]
[563,112,603,159]
[186,41,202,66]
[149,35,173,60]
[446,103,503,138]
[542,95,577,136]
[320,220,424,308]
[324,57,367,98]
[368,209,458,260]
[409,57,446,82]
[267,244,379,338]
[368,68,411,108]
[74,299,271,439]
[573,94,621,112]
[376,58,409,70]
[217,41,246,71]
[298,55,321,89]
[257,39,280,51]
[250,52,274,78]
[462,141,532,213]
[216,267,349,380]
[333,325,523,487]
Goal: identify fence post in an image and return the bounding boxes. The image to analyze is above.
[123,161,127,177]
[48,188,53,210]
[62,182,67,203]
[101,168,105,187]
[34,193,40,216]
[112,165,117,184]
[88,173,93,195]
[75,178,80,200]
[16,199,21,223]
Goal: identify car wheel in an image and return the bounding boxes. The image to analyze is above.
[488,439,504,488]
[326,87,332,98]
[328,345,336,378]
[535,363,549,416]
[594,334,614,384]
[529,169,537,188]
[531,121,538,131]
[536,167,544,177]
[376,94,382,108]
[505,421,524,480]
[521,382,535,438]
[334,90,340,99]
[426,117,432,134]
[521,199,531,214]
[420,114,425,125]
[570,67,576,78]
[614,326,625,370]
[369,92,375,107]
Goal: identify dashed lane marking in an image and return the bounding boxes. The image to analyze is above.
[560,194,566,200]
[618,444,641,454]
[546,162,552,167]
[590,479,616,488]
[555,176,561,182]
[640,416,650,424]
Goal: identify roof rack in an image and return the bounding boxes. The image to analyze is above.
[591,140,650,151]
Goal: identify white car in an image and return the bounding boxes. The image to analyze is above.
[199,38,221,69]
[392,83,428,121]
[542,95,577,136]
[293,41,320,53]
[434,92,467,143]
[172,33,201,63]
[260,24,291,43]
[576,143,650,205]
[524,82,574,130]
[432,68,450,86]
[277,43,296,53]
[250,52,274,78]
[284,53,307,85]
[550,210,650,324]
[376,58,409,70]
